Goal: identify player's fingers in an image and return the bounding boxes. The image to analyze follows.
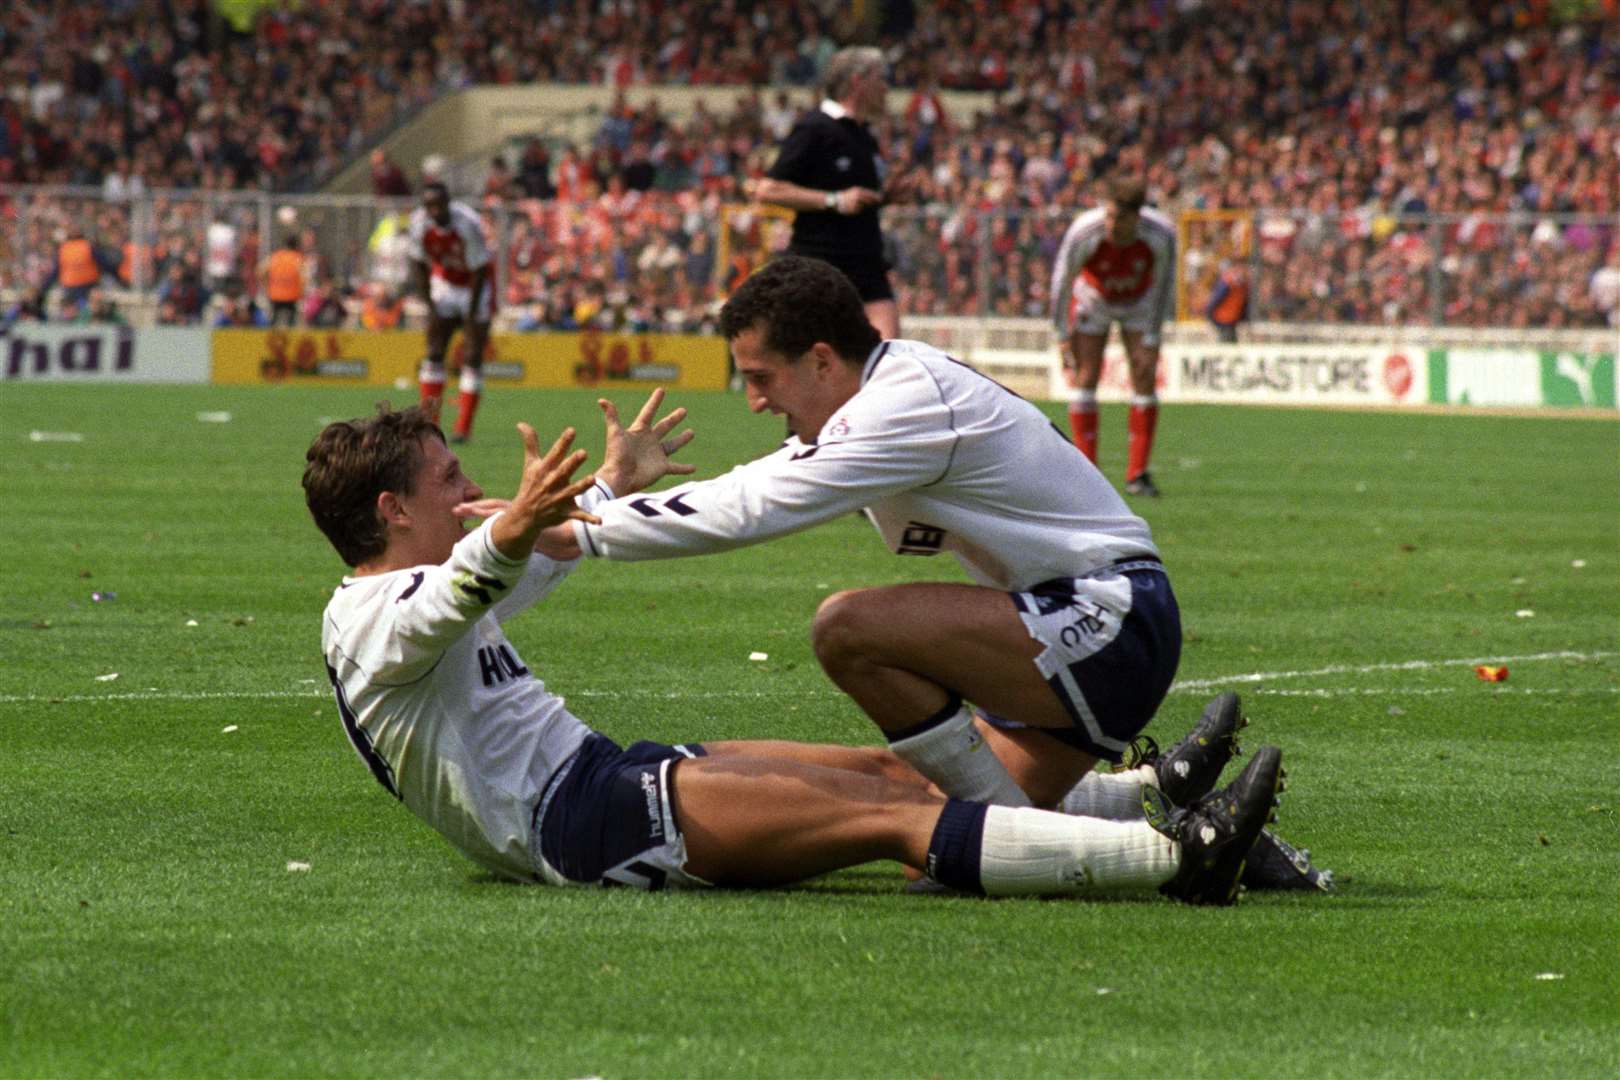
[566,509,603,526]
[664,463,698,475]
[539,427,577,469]
[632,387,666,428]
[517,421,541,461]
[662,429,696,455]
[651,405,688,437]
[597,398,622,431]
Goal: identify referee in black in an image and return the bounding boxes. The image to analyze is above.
[753,46,903,340]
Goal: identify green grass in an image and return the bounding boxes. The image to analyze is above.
[2,383,1617,1078]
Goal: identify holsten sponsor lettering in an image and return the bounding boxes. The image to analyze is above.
[4,325,134,379]
[1181,353,1370,395]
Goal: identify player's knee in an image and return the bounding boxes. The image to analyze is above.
[810,589,878,667]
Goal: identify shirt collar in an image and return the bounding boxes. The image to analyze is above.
[819,98,849,120]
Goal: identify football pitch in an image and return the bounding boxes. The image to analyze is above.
[3,381,1616,1078]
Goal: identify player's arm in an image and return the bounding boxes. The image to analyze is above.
[572,370,953,561]
[1146,226,1177,331]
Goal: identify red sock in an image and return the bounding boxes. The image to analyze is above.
[1127,400,1159,481]
[1068,404,1099,463]
[419,368,445,423]
[454,390,481,438]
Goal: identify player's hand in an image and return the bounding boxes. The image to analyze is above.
[489,425,599,562]
[595,387,696,496]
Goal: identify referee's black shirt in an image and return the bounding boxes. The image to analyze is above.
[767,104,886,265]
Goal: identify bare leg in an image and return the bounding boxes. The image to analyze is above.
[812,583,1098,805]
[672,755,1179,895]
[673,755,941,887]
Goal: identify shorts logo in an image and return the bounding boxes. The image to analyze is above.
[640,770,664,840]
[899,521,945,555]
[1058,600,1109,647]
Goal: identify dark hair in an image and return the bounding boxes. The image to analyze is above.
[717,256,881,362]
[1107,176,1147,213]
[421,180,449,202]
[302,404,443,567]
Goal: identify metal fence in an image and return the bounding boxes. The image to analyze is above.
[2,185,1615,333]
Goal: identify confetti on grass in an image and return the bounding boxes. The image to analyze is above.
[748,652,769,662]
[1474,665,1508,682]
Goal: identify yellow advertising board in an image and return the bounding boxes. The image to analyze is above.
[211,329,729,390]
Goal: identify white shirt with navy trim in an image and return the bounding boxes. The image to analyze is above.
[572,339,1158,590]
[320,514,599,882]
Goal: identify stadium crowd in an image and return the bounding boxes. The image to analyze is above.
[2,0,1615,330]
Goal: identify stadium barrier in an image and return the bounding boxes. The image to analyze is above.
[2,323,210,383]
[210,328,729,389]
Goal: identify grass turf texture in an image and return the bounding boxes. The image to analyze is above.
[2,382,1616,1078]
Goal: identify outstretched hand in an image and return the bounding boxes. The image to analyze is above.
[486,424,600,562]
[596,387,696,496]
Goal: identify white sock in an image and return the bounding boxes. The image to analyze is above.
[1057,765,1156,820]
[419,359,446,385]
[978,806,1178,896]
[888,706,1031,807]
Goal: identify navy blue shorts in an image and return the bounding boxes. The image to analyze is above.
[531,734,708,889]
[989,561,1182,762]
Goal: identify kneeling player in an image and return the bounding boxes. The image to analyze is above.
[301,393,1283,904]
[409,181,494,443]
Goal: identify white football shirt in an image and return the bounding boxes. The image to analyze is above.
[321,517,592,882]
[572,339,1159,589]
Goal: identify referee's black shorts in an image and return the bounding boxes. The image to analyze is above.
[785,248,894,303]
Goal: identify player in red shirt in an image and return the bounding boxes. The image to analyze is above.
[1051,178,1176,496]
[409,182,495,443]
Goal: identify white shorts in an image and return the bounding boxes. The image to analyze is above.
[429,276,494,322]
[1069,288,1164,346]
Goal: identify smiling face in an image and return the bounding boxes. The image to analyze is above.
[729,324,861,440]
[385,435,484,567]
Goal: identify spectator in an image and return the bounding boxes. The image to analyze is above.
[369,150,412,198]
[1206,262,1250,343]
[42,224,119,313]
[265,235,305,327]
[514,139,556,200]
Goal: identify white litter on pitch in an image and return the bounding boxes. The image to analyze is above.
[286,861,311,872]
[94,672,119,682]
[1571,559,1586,569]
[748,652,769,662]
[185,619,199,627]
[1515,609,1535,618]
[221,725,239,734]
[29,430,85,442]
[1533,973,1564,981]
[196,411,233,423]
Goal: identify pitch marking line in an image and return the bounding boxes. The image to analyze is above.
[1168,650,1614,692]
[1,650,1612,706]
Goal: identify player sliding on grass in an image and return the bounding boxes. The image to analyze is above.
[519,256,1327,892]
[301,391,1283,902]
